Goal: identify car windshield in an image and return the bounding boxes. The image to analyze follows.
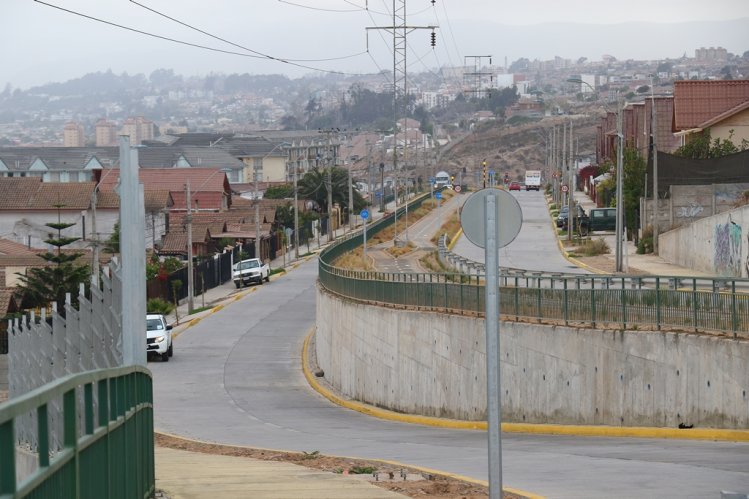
[147,318,164,331]
[238,260,259,270]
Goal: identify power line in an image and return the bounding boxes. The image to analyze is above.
[33,0,365,76]
[129,0,367,65]
[277,0,362,13]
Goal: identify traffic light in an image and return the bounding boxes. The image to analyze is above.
[482,160,487,188]
[450,175,455,185]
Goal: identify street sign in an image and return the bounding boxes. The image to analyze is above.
[360,209,369,220]
[435,191,442,200]
[376,192,382,198]
[489,170,495,176]
[460,188,522,248]
[454,185,462,193]
[561,185,569,193]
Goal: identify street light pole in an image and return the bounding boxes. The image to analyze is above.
[615,98,625,272]
[650,75,660,254]
[294,159,300,260]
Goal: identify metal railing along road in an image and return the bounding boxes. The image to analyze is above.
[0,366,154,499]
[319,198,749,338]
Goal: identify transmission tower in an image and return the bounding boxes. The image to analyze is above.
[366,1,436,243]
[464,55,493,98]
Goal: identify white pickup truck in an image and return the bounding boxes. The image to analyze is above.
[233,258,270,287]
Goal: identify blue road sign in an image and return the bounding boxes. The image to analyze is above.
[375,191,382,198]
[435,191,442,200]
[489,170,495,176]
[360,209,369,220]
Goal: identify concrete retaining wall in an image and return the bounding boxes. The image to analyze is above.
[660,204,749,278]
[316,286,749,428]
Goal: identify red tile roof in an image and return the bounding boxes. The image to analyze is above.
[0,288,19,314]
[0,178,96,210]
[673,80,749,131]
[0,238,36,256]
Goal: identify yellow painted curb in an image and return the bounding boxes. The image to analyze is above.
[447,228,463,251]
[302,330,749,443]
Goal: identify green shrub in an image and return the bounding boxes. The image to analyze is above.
[637,226,654,254]
[147,298,174,315]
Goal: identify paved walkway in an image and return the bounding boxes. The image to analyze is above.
[156,447,406,499]
[571,190,713,277]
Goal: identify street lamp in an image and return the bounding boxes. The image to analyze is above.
[567,78,625,272]
[185,167,232,314]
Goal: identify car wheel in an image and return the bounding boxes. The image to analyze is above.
[259,277,264,285]
[265,274,270,282]
[235,282,240,289]
[168,344,173,357]
[161,351,169,362]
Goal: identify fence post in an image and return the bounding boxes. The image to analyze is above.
[693,280,698,332]
[591,284,596,328]
[655,277,661,330]
[515,276,519,320]
[563,279,569,326]
[619,278,625,329]
[537,281,542,323]
[731,280,737,338]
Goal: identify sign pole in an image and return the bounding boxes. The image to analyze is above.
[485,194,502,499]
[360,209,369,263]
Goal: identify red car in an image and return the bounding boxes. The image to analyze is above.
[508,181,521,191]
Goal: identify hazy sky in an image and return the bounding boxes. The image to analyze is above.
[3,0,749,89]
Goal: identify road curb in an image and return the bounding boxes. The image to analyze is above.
[302,330,749,443]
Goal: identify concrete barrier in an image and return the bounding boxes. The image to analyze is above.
[316,286,749,428]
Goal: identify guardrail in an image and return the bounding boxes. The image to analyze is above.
[320,202,749,337]
[0,366,154,498]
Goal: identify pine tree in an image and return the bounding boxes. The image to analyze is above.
[15,205,91,316]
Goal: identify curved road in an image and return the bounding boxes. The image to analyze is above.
[151,257,749,498]
[452,190,588,274]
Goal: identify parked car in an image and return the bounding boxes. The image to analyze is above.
[147,314,173,362]
[556,205,589,232]
[233,258,270,287]
[509,181,522,191]
[589,208,617,232]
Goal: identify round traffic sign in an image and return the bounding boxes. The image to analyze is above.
[460,188,522,249]
[561,185,568,193]
[435,191,442,200]
[454,185,462,193]
[360,209,369,220]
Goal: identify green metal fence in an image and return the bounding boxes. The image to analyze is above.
[0,366,154,499]
[319,199,749,337]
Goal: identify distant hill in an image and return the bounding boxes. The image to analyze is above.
[449,18,749,64]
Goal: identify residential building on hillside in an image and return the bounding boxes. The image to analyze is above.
[121,116,155,146]
[95,119,117,147]
[63,122,85,147]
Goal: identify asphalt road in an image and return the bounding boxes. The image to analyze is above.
[452,190,588,274]
[151,258,749,498]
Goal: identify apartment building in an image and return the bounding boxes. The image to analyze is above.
[120,116,155,146]
[95,119,117,147]
[62,122,85,147]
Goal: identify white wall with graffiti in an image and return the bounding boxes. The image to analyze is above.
[660,202,749,277]
[642,183,749,235]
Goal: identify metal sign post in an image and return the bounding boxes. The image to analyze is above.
[436,190,442,209]
[460,188,522,499]
[361,209,369,263]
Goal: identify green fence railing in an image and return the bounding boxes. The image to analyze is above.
[319,196,749,337]
[0,366,154,499]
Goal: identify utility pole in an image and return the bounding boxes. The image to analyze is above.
[615,99,625,272]
[254,161,261,260]
[568,120,574,242]
[293,156,300,260]
[185,181,194,314]
[650,82,660,254]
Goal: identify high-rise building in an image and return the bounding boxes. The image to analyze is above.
[95,118,117,147]
[120,116,155,145]
[63,122,85,147]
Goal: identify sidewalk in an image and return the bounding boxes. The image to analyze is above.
[569,190,712,277]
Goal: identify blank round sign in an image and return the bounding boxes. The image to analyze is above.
[460,188,522,248]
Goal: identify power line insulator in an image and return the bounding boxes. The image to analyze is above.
[430,31,436,48]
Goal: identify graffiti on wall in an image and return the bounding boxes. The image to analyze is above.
[714,220,742,276]
[678,202,704,219]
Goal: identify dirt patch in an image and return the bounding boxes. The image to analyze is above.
[572,254,649,275]
[155,433,526,498]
